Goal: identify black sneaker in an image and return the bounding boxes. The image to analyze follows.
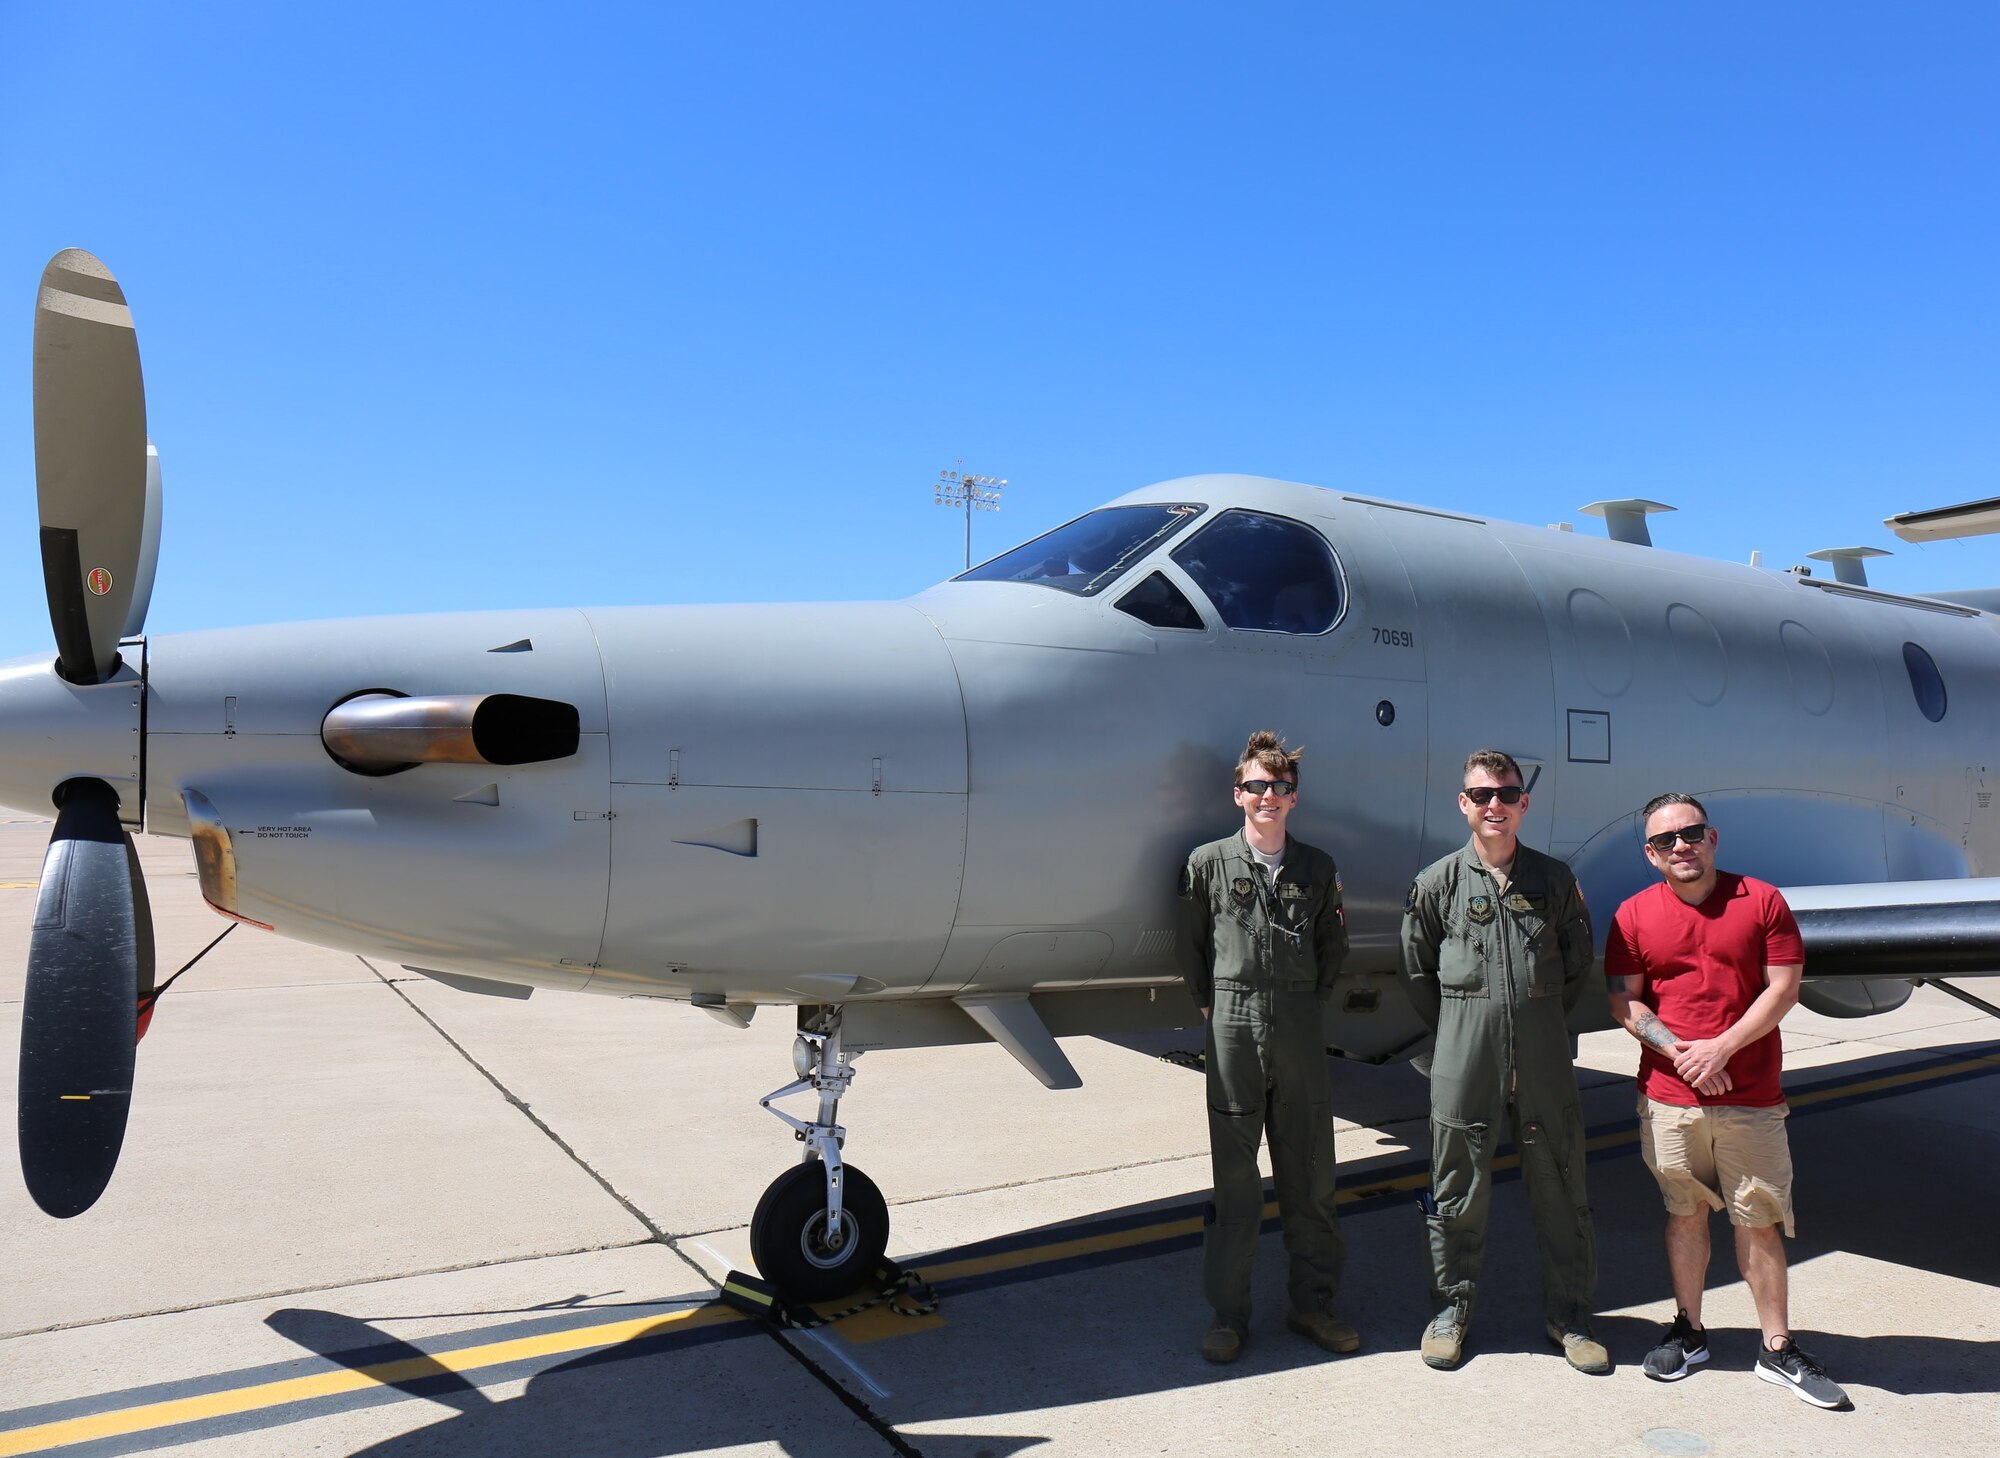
[1755,1337,1849,1408]
[1642,1308,1709,1382]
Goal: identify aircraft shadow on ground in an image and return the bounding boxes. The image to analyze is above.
[237,1038,1995,1455]
[255,1304,1044,1458]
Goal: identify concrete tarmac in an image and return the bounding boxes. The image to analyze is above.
[1,813,1996,1456]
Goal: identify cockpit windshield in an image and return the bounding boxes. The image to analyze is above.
[955,503,1205,597]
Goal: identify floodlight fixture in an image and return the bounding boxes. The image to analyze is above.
[932,462,1008,569]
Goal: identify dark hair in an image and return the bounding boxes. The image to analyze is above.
[1462,748,1523,786]
[1642,791,1707,824]
[1236,729,1303,786]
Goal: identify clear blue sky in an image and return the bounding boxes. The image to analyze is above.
[3,2,1997,659]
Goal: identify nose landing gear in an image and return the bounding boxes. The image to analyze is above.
[751,1008,889,1300]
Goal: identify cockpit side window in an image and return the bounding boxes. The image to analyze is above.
[1114,571,1205,630]
[1171,509,1342,634]
[955,503,1205,597]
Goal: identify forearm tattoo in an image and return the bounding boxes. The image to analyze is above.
[1632,1008,1679,1052]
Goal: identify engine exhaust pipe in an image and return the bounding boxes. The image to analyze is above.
[322,693,580,774]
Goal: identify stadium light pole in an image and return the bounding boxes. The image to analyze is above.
[934,465,1007,570]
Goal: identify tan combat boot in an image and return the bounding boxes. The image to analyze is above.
[1547,1321,1613,1375]
[1421,1310,1466,1370]
[1201,1321,1244,1364]
[1286,1309,1361,1354]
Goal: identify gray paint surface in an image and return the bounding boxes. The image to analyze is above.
[4,472,1999,1061]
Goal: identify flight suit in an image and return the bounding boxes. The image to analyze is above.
[1398,840,1597,1329]
[1176,831,1349,1332]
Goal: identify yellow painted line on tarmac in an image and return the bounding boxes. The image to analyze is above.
[1787,1050,2000,1105]
[924,1172,1432,1291]
[834,1302,949,1342]
[0,1305,738,1457]
[923,1212,1206,1286]
[7,1048,1998,1455]
[0,880,38,890]
[920,1050,2000,1295]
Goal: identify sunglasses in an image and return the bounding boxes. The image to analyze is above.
[1237,779,1297,797]
[1462,785,1524,806]
[1646,824,1710,854]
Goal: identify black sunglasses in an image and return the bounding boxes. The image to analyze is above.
[1238,779,1297,797]
[1646,824,1710,854]
[1462,785,1524,806]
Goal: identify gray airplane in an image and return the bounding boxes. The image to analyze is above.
[10,250,2000,1299]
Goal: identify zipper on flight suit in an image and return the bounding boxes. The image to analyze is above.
[1490,864,1520,1097]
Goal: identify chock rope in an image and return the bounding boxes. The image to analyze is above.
[720,1260,939,1331]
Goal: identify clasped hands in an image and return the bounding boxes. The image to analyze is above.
[1670,1037,1734,1097]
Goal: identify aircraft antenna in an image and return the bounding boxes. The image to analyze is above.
[935,463,1007,570]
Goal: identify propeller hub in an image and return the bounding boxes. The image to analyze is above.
[0,652,144,824]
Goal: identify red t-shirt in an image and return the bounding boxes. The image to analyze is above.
[1604,873,1804,1107]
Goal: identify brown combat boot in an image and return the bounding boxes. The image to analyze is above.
[1286,1309,1361,1354]
[1201,1321,1244,1363]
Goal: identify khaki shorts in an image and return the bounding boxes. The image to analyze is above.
[1638,1096,1795,1236]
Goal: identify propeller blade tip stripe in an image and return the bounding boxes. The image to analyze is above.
[36,286,135,330]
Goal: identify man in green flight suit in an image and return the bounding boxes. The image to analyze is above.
[1398,748,1609,1375]
[1176,730,1356,1365]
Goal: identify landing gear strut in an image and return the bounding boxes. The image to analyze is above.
[751,1007,889,1300]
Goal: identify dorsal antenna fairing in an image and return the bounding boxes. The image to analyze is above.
[1805,546,1892,587]
[1578,499,1675,547]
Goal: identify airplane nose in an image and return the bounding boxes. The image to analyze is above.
[0,651,145,822]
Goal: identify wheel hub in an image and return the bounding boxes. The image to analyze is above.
[800,1209,858,1269]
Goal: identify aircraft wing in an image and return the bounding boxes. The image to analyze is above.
[1781,878,2000,979]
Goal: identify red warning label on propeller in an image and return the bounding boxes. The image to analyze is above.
[86,567,113,596]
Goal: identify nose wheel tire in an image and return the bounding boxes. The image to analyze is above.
[749,1162,889,1302]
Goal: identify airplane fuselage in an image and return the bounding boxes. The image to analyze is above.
[4,475,1996,1052]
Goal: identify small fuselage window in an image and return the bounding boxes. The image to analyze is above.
[956,503,1205,597]
[1171,509,1342,634]
[1903,641,1947,722]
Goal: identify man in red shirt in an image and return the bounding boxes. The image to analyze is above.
[1605,793,1848,1409]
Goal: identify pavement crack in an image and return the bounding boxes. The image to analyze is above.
[360,957,685,1257]
[765,1325,926,1457]
[0,1239,660,1339]
[868,1148,1210,1207]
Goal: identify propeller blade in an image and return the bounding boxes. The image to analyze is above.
[121,442,164,639]
[33,249,149,684]
[17,778,154,1218]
